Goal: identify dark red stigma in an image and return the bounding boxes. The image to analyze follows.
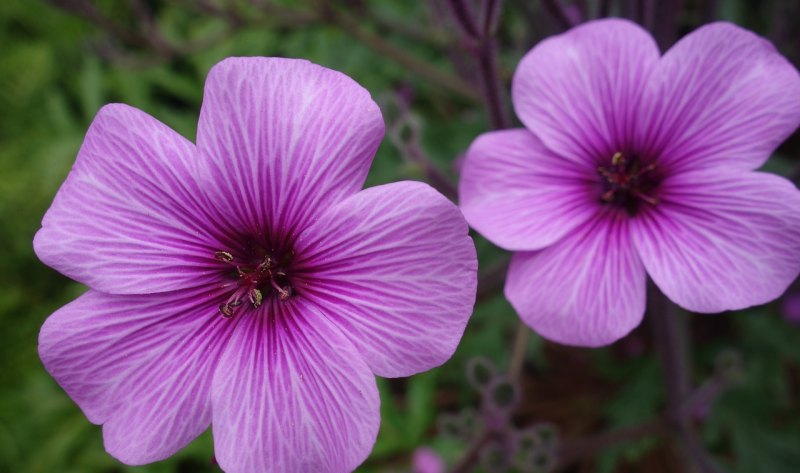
[597,152,661,216]
[213,244,294,319]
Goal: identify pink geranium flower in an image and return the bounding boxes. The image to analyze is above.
[35,57,477,472]
[412,447,445,473]
[460,20,800,346]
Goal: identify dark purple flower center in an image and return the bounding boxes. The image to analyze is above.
[597,152,661,216]
[213,241,295,318]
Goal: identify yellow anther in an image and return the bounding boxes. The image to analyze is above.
[214,251,234,262]
[219,303,235,318]
[249,288,263,308]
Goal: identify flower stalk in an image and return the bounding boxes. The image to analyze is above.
[540,0,576,30]
[386,91,459,200]
[319,0,480,102]
[649,283,727,473]
[445,0,511,130]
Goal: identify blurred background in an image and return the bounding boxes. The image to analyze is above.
[1,1,800,472]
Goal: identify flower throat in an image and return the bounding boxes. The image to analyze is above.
[597,152,660,216]
[214,243,294,318]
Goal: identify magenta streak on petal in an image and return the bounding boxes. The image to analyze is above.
[39,286,235,464]
[211,299,379,473]
[33,104,231,295]
[631,170,800,313]
[505,211,646,347]
[512,19,660,167]
[459,129,598,252]
[293,181,478,378]
[195,57,385,252]
[635,22,800,173]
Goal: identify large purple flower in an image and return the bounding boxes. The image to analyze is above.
[460,20,800,347]
[34,57,477,472]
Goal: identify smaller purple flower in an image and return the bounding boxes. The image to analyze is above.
[34,57,477,472]
[460,20,800,346]
[412,447,445,473]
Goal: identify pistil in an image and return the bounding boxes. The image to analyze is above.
[597,152,661,215]
[213,247,294,318]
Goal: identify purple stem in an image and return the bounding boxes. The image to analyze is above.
[445,0,511,129]
[575,0,589,21]
[558,367,735,470]
[633,0,645,25]
[598,0,613,17]
[541,0,575,30]
[557,418,665,467]
[450,431,493,473]
[479,0,502,35]
[387,93,459,200]
[508,321,530,383]
[477,257,509,301]
[447,0,480,39]
[699,0,719,24]
[450,365,731,472]
[648,283,693,473]
[641,0,657,31]
[653,0,683,49]
[679,428,728,473]
[320,1,480,101]
[649,284,726,473]
[475,38,510,129]
[791,162,800,184]
[648,284,691,421]
[676,374,729,421]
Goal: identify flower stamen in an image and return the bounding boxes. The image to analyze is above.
[214,251,234,262]
[219,298,243,318]
[213,245,294,318]
[597,152,661,216]
[270,279,292,301]
[249,288,263,308]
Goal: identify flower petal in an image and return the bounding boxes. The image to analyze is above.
[211,300,379,473]
[636,22,800,172]
[33,104,223,294]
[506,213,646,347]
[631,170,800,313]
[512,19,660,166]
[292,181,477,378]
[196,57,384,241]
[459,129,598,251]
[38,288,233,464]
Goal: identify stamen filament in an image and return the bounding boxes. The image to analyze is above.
[257,256,273,272]
[597,151,660,215]
[632,190,660,207]
[213,246,295,318]
[270,279,291,301]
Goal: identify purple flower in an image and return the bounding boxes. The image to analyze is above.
[460,20,800,347]
[34,57,477,472]
[412,447,445,473]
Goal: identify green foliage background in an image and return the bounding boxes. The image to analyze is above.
[1,1,799,472]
